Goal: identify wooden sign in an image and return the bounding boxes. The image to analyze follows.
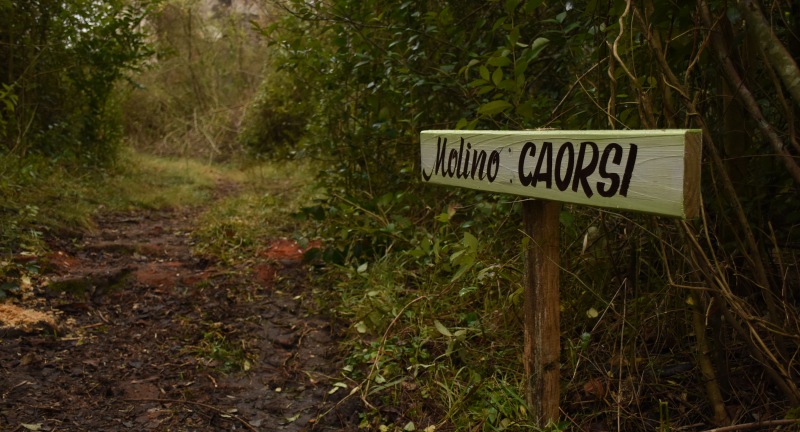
[420,129,701,219]
[419,129,701,426]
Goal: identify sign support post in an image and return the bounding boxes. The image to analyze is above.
[523,199,562,424]
[419,129,701,427]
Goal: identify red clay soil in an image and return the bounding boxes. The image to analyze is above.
[0,201,360,431]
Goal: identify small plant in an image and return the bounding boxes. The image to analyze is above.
[194,328,251,374]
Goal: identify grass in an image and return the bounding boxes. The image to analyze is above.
[0,148,312,297]
[191,160,319,264]
[0,148,230,255]
[97,149,225,211]
[0,147,320,258]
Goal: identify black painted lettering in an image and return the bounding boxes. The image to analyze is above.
[448,148,459,177]
[597,143,622,197]
[423,137,446,181]
[459,141,472,179]
[456,138,466,179]
[555,142,574,191]
[487,150,500,182]
[533,141,553,188]
[619,143,638,197]
[518,141,535,186]
[472,149,487,180]
[572,141,599,198]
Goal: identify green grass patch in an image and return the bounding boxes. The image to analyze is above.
[192,327,253,374]
[0,148,245,256]
[191,160,318,264]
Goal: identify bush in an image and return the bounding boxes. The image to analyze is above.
[0,0,153,163]
[121,1,270,161]
[237,68,312,158]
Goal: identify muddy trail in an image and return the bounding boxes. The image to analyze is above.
[0,186,359,431]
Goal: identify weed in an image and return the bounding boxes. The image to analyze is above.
[193,328,252,374]
[191,161,319,264]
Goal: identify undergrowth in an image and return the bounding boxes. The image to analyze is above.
[289,188,798,431]
[191,161,319,265]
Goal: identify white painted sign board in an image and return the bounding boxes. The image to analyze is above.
[420,130,701,219]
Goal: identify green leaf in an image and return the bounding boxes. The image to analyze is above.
[477,85,494,95]
[516,101,533,119]
[328,382,348,394]
[477,100,513,116]
[492,17,507,32]
[491,67,503,86]
[479,65,490,81]
[525,0,545,12]
[505,0,522,15]
[463,232,478,251]
[497,79,517,91]
[468,79,488,88]
[487,56,512,67]
[434,319,453,337]
[463,59,481,78]
[459,286,477,296]
[529,37,550,60]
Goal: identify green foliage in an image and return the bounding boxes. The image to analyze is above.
[0,0,154,163]
[192,326,252,373]
[0,83,17,138]
[0,149,227,258]
[237,68,312,157]
[122,1,269,161]
[259,0,800,428]
[0,149,236,311]
[191,162,317,264]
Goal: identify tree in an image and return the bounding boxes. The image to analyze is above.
[0,0,153,163]
[251,0,800,428]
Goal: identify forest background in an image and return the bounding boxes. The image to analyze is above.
[1,0,800,430]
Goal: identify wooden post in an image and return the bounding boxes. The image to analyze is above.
[522,199,562,426]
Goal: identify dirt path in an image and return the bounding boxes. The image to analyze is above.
[0,189,358,431]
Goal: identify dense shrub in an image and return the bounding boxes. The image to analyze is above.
[121,1,270,161]
[0,0,153,163]
[263,0,800,429]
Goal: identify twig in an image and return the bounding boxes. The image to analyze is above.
[699,418,800,432]
[548,60,603,123]
[311,295,431,425]
[361,295,430,406]
[123,398,258,432]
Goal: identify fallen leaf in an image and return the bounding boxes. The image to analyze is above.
[21,424,43,431]
[583,378,606,399]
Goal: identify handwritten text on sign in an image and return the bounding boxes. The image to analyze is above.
[420,130,701,219]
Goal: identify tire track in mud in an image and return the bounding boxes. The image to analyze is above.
[0,189,360,431]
